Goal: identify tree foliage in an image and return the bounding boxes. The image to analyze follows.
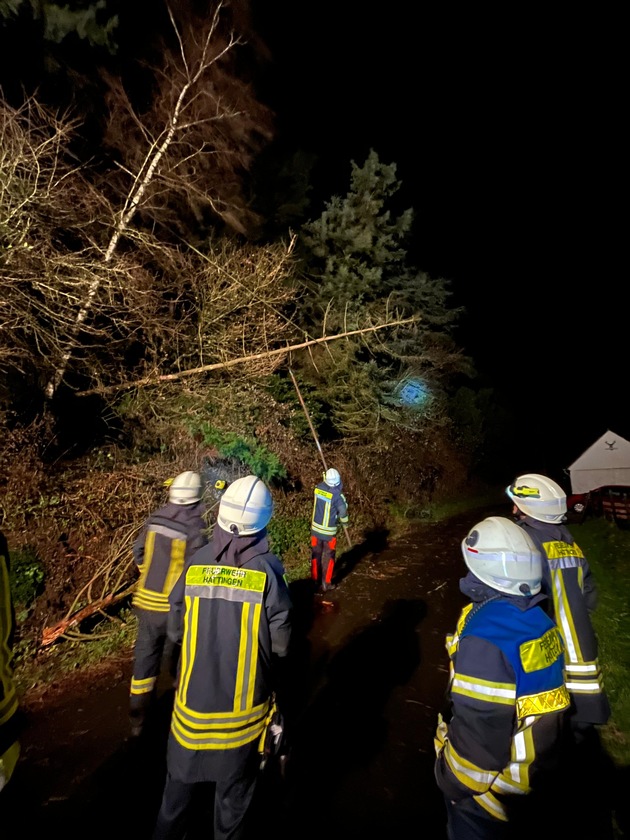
[295,150,472,441]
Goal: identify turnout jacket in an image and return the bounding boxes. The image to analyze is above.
[517,516,610,724]
[165,525,293,782]
[132,501,207,615]
[435,576,570,823]
[311,480,349,539]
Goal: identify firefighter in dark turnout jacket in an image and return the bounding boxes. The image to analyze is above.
[152,475,292,840]
[0,529,22,793]
[310,467,348,593]
[129,471,208,737]
[506,473,611,730]
[434,516,570,839]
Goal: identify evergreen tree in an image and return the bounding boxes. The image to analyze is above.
[295,149,471,441]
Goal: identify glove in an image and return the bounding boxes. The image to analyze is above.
[434,712,449,757]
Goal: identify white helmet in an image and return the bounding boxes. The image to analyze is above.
[169,471,202,505]
[461,516,542,596]
[324,468,341,487]
[506,473,567,523]
[217,475,273,536]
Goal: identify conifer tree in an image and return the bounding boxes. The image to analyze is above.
[296,149,470,440]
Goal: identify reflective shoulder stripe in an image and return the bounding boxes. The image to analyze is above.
[149,523,188,541]
[451,673,516,705]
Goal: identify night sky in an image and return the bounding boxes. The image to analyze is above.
[252,3,626,476]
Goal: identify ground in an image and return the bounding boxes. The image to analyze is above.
[4,506,626,839]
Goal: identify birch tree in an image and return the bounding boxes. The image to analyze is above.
[43,0,274,399]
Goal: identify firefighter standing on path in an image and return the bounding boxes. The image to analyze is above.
[506,473,611,733]
[310,468,348,593]
[151,474,293,840]
[434,516,570,839]
[129,471,208,738]
[506,473,614,837]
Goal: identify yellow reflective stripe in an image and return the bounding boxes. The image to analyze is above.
[234,602,250,712]
[130,676,157,696]
[174,696,269,725]
[170,696,271,751]
[0,557,12,653]
[551,570,584,663]
[0,740,20,790]
[566,662,600,674]
[565,664,605,693]
[456,605,473,635]
[232,601,262,712]
[452,673,516,705]
[497,725,533,792]
[133,589,170,611]
[171,715,262,751]
[0,686,18,727]
[516,685,570,717]
[247,603,261,710]
[165,539,185,594]
[475,791,508,821]
[313,488,333,530]
[137,531,155,590]
[443,740,497,792]
[179,595,199,707]
[312,524,337,537]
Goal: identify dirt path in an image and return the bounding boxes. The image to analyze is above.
[1,506,626,838]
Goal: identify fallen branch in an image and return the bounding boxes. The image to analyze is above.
[40,583,136,647]
[76,315,420,397]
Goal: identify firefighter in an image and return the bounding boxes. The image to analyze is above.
[152,474,293,840]
[310,467,348,593]
[434,516,570,839]
[506,473,611,732]
[129,471,208,738]
[507,473,614,836]
[0,529,22,793]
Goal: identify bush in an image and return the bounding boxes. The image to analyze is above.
[9,545,45,621]
[267,515,311,580]
[194,423,287,483]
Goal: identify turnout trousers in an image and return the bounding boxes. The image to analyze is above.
[310,535,337,589]
[130,610,178,722]
[152,765,258,840]
[444,797,509,840]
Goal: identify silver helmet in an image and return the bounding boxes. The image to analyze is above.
[461,515,542,596]
[217,475,273,536]
[169,471,202,505]
[506,473,567,523]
